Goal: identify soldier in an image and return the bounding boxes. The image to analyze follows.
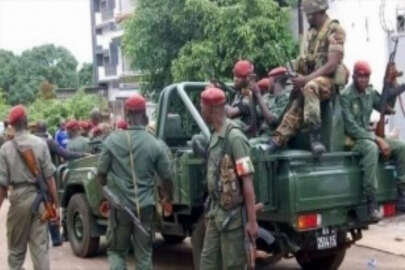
[96,93,173,270]
[225,60,256,134]
[0,105,58,270]
[116,119,128,130]
[66,120,91,154]
[267,0,346,157]
[341,61,405,218]
[252,67,292,136]
[199,87,258,270]
[79,120,92,137]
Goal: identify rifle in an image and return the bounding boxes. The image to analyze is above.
[210,77,236,95]
[102,186,150,238]
[376,38,405,137]
[242,205,256,270]
[14,145,58,223]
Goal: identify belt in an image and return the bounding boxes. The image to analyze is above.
[10,182,36,189]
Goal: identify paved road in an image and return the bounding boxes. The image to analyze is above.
[1,201,405,270]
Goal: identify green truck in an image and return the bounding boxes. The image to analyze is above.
[56,82,398,269]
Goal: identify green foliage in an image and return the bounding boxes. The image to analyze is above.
[27,90,108,135]
[0,88,10,121]
[78,63,93,87]
[0,45,95,105]
[123,0,297,98]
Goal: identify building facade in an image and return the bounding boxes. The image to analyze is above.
[90,0,138,103]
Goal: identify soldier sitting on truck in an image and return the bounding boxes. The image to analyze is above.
[66,120,91,154]
[266,0,347,158]
[341,61,405,219]
[225,60,257,135]
[251,67,292,136]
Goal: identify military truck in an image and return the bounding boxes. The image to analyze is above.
[56,82,398,269]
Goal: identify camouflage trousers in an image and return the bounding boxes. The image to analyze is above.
[274,76,334,146]
[200,217,246,270]
[7,187,49,270]
[107,206,154,270]
[353,138,405,196]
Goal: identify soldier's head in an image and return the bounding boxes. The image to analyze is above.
[302,0,329,28]
[90,108,102,126]
[200,87,226,126]
[34,120,48,138]
[116,119,128,130]
[233,60,254,90]
[66,120,81,138]
[268,67,289,94]
[8,105,28,132]
[257,78,271,94]
[79,120,91,136]
[353,60,371,93]
[124,93,148,127]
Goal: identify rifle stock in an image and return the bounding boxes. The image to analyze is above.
[18,148,58,223]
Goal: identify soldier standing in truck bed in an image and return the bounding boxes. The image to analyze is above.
[0,105,58,270]
[66,120,91,154]
[199,87,258,270]
[267,0,347,157]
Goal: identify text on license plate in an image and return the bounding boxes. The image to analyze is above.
[316,228,337,250]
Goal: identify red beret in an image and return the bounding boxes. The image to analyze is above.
[66,120,80,131]
[268,67,288,78]
[354,61,371,76]
[257,78,272,92]
[233,60,254,78]
[116,119,128,130]
[8,105,27,125]
[201,87,226,106]
[79,120,91,130]
[92,126,102,137]
[125,93,146,111]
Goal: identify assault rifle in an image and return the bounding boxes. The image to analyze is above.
[376,38,405,137]
[102,186,150,238]
[13,145,58,223]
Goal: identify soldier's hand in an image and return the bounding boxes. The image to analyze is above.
[386,106,396,115]
[245,221,259,241]
[376,137,392,159]
[292,75,308,89]
[161,198,173,217]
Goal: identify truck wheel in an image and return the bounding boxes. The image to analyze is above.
[296,248,346,270]
[161,234,186,244]
[67,193,100,257]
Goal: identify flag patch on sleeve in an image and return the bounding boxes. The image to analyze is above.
[235,156,254,176]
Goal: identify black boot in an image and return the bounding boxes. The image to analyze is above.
[309,126,326,158]
[367,195,381,221]
[397,189,405,212]
[267,138,281,154]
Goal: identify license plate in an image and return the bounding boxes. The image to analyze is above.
[316,228,337,250]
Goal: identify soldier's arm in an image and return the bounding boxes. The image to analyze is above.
[0,149,8,208]
[40,142,59,208]
[306,24,345,82]
[341,93,376,141]
[254,91,277,126]
[270,93,290,126]
[48,139,84,161]
[155,143,173,201]
[96,143,111,186]
[231,131,258,237]
[225,104,242,118]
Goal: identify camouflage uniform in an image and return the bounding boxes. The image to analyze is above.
[67,135,91,153]
[97,126,172,270]
[200,119,255,270]
[273,17,346,146]
[258,88,291,136]
[231,90,253,131]
[341,83,405,197]
[0,131,55,270]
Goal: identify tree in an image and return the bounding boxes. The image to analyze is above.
[8,44,79,104]
[0,88,10,121]
[0,50,19,102]
[123,0,297,98]
[78,63,93,87]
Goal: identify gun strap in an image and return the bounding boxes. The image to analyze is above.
[126,131,141,218]
[11,139,37,183]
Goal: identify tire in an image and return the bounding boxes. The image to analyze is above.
[296,248,346,270]
[67,193,100,257]
[161,234,187,244]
